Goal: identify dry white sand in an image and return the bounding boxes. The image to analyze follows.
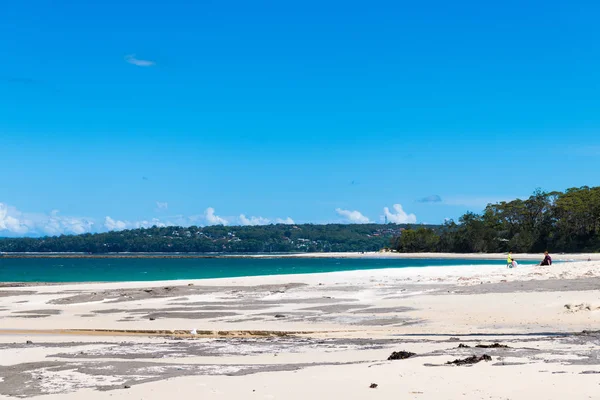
[1,259,600,399]
[253,251,600,261]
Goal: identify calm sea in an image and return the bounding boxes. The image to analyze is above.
[0,257,536,283]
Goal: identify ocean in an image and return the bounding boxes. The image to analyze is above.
[0,257,536,283]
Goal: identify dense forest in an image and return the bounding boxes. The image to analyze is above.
[0,224,413,254]
[394,186,600,253]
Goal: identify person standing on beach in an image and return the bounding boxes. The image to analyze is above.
[540,251,552,266]
[507,252,514,268]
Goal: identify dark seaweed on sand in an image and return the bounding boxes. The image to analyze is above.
[447,355,492,366]
[387,351,416,360]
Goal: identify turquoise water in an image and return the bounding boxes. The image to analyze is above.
[0,257,537,283]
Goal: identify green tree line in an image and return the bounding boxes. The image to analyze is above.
[393,186,600,253]
[0,224,414,254]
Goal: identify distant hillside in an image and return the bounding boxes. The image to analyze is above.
[0,223,432,254]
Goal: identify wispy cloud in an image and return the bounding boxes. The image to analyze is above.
[443,196,511,209]
[382,204,417,224]
[415,195,513,209]
[417,195,442,203]
[125,54,156,67]
[156,201,168,211]
[335,208,370,223]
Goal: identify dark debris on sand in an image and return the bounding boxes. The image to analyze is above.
[476,343,509,349]
[387,351,416,360]
[575,330,600,336]
[446,355,492,366]
[458,343,509,349]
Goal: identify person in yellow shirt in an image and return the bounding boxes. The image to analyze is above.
[507,252,514,268]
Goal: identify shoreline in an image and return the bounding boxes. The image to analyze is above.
[2,258,597,288]
[1,251,597,261]
[0,255,594,286]
[0,252,595,286]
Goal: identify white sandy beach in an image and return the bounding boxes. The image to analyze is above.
[254,251,600,261]
[1,258,599,399]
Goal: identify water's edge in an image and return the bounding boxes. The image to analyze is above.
[0,257,538,283]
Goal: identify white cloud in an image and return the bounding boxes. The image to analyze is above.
[204,207,228,225]
[104,216,168,232]
[104,216,128,231]
[237,214,295,226]
[239,214,271,226]
[335,208,370,223]
[383,204,417,224]
[156,201,168,211]
[0,203,29,234]
[275,217,295,224]
[44,210,94,235]
[0,203,94,236]
[1,202,296,236]
[136,219,167,229]
[125,54,156,67]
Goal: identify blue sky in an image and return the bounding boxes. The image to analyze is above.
[1,0,600,236]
